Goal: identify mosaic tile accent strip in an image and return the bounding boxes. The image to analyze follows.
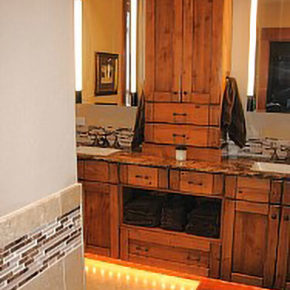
[0,206,82,290]
[224,137,290,160]
[76,125,134,149]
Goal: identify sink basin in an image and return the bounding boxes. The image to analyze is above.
[251,162,290,174]
[77,146,121,156]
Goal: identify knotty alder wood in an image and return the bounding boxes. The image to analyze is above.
[170,170,224,196]
[77,160,84,180]
[120,164,168,189]
[145,102,220,126]
[236,177,271,203]
[121,225,221,278]
[142,143,222,162]
[274,206,290,289]
[145,0,182,102]
[145,124,220,147]
[182,0,232,104]
[283,181,290,206]
[231,202,280,288]
[84,160,118,183]
[83,182,111,254]
[83,182,119,258]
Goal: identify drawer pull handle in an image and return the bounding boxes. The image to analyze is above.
[188,181,203,186]
[284,216,289,221]
[271,214,277,220]
[173,91,178,95]
[173,133,186,138]
[173,113,187,117]
[183,91,188,95]
[135,246,149,252]
[187,255,201,262]
[135,175,149,180]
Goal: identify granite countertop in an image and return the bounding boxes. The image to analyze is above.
[77,150,290,179]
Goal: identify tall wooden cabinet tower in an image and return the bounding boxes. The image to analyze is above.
[143,0,232,161]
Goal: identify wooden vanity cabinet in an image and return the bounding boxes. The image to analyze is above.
[120,164,168,189]
[145,0,183,103]
[145,0,231,104]
[80,160,119,258]
[170,170,224,196]
[221,200,281,288]
[275,206,290,290]
[120,226,221,278]
[83,182,119,258]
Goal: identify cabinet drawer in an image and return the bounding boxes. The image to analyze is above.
[145,103,219,126]
[121,226,221,278]
[170,170,224,196]
[145,124,220,147]
[120,165,168,189]
[84,161,118,183]
[237,177,271,203]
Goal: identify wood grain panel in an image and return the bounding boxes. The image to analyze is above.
[84,160,109,182]
[127,165,158,188]
[145,103,213,126]
[142,143,222,162]
[84,182,111,252]
[145,124,220,148]
[179,171,223,195]
[221,200,235,281]
[145,0,182,102]
[274,207,290,289]
[77,160,84,180]
[283,182,290,206]
[236,177,270,203]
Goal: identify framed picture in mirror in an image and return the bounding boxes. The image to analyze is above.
[95,52,119,96]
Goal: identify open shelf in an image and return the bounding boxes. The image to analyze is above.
[122,187,222,240]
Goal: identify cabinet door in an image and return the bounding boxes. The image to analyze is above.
[274,207,290,289]
[83,182,119,258]
[145,0,183,102]
[221,200,280,288]
[182,0,225,105]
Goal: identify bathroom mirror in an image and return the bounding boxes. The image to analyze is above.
[255,0,290,113]
[233,0,290,114]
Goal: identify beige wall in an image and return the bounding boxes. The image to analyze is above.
[83,0,124,105]
[0,0,77,216]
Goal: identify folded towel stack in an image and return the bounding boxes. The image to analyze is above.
[123,194,163,227]
[185,201,220,238]
[160,196,188,232]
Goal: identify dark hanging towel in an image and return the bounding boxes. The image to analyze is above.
[221,77,247,148]
[131,91,145,151]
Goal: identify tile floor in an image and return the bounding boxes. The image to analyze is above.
[85,258,200,290]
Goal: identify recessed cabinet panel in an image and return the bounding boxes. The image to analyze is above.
[145,124,220,147]
[222,200,280,288]
[84,182,111,253]
[145,0,183,102]
[274,207,290,289]
[145,103,220,126]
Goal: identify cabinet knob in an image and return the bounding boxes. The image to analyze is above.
[284,215,289,221]
[173,91,178,95]
[183,91,188,95]
[271,214,277,220]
